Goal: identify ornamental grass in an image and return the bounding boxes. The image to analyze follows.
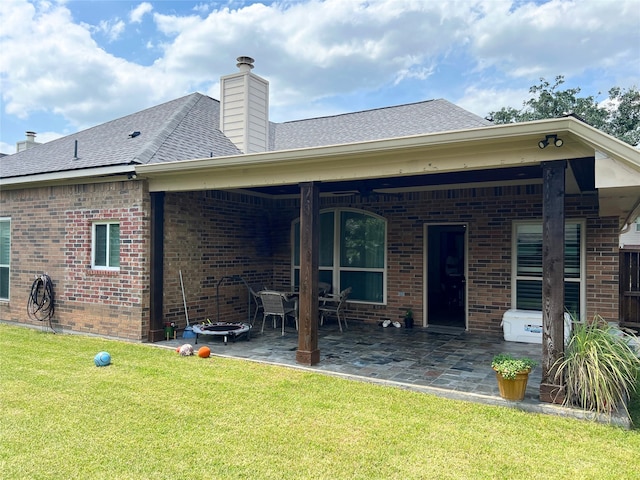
[553,318,640,417]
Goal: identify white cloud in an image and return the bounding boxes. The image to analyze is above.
[96,18,126,42]
[0,142,14,155]
[0,0,637,144]
[152,0,474,111]
[153,11,202,36]
[130,2,153,24]
[192,3,211,15]
[0,0,178,131]
[456,85,530,119]
[468,0,640,83]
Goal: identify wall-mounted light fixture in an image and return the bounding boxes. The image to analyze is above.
[128,172,137,180]
[538,134,564,149]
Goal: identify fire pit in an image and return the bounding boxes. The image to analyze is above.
[192,322,251,345]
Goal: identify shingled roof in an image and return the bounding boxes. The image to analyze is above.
[271,99,492,150]
[0,94,239,179]
[1,92,491,179]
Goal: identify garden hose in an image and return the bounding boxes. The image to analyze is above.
[27,273,56,332]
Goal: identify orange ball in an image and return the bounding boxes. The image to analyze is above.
[198,346,211,358]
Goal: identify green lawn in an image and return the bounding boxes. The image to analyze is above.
[1,323,639,479]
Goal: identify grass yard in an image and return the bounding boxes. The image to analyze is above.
[1,323,639,479]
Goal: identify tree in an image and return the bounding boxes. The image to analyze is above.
[489,76,640,146]
[606,86,640,146]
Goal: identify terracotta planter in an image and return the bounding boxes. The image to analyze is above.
[494,369,531,401]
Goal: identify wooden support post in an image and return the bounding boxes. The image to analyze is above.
[149,192,165,342]
[296,182,320,365]
[540,160,567,403]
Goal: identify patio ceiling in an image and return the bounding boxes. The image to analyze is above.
[240,160,597,197]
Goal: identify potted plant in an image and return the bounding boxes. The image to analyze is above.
[404,309,414,329]
[552,316,640,417]
[492,353,537,401]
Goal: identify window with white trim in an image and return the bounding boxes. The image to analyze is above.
[0,218,10,300]
[292,209,386,303]
[92,222,120,270]
[513,220,584,317]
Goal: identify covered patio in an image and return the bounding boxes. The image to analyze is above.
[157,321,633,426]
[139,112,638,410]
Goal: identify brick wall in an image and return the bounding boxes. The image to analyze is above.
[0,181,149,340]
[162,190,275,330]
[585,215,620,320]
[2,181,620,341]
[267,185,618,335]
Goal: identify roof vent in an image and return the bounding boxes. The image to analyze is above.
[236,56,254,72]
[128,131,141,138]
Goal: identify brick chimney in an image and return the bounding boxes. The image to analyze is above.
[16,131,41,153]
[220,56,269,154]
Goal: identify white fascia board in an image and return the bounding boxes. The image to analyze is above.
[138,119,587,186]
[139,116,640,178]
[137,121,569,175]
[137,119,600,193]
[566,121,640,169]
[0,165,135,189]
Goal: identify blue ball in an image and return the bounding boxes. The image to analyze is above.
[94,351,111,367]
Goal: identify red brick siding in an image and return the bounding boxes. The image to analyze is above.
[162,191,275,330]
[585,215,620,320]
[0,182,149,340]
[2,181,620,340]
[267,185,617,335]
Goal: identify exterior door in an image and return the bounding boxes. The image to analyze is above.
[425,224,467,329]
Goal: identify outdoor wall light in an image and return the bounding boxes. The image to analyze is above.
[538,134,564,149]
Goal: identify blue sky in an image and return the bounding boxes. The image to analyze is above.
[1,0,639,154]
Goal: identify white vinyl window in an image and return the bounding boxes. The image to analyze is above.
[92,222,120,270]
[513,220,585,318]
[292,209,387,303]
[0,218,10,300]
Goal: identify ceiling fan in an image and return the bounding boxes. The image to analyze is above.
[328,181,401,200]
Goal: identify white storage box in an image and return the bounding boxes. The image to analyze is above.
[501,309,572,344]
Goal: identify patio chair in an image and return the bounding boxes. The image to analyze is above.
[259,291,298,336]
[249,284,265,326]
[318,282,331,296]
[319,287,352,332]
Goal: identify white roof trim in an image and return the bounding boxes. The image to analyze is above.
[0,165,135,188]
[137,117,640,177]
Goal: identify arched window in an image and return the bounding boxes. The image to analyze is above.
[292,209,386,303]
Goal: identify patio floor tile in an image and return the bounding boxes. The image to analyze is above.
[154,320,630,426]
